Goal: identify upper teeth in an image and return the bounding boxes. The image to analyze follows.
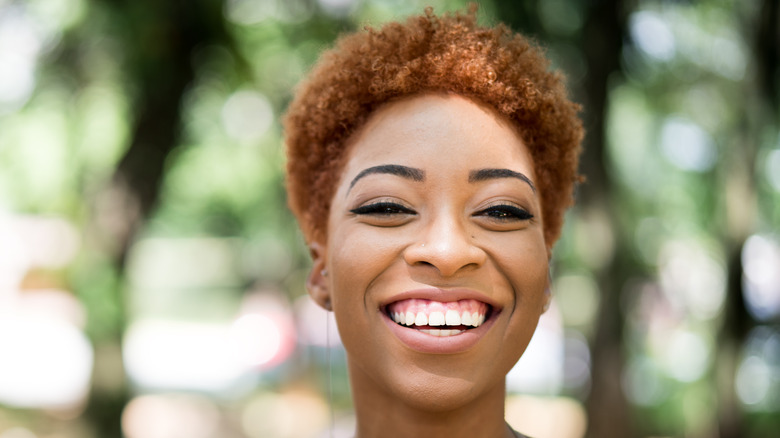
[392,310,485,328]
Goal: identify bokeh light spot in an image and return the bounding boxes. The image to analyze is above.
[554,274,600,328]
[742,234,780,321]
[660,117,717,172]
[623,355,666,406]
[0,428,37,438]
[221,90,273,142]
[663,329,710,382]
[317,0,358,17]
[241,390,329,438]
[228,314,282,367]
[659,240,726,320]
[0,313,93,408]
[122,394,219,438]
[736,355,771,406]
[630,11,676,61]
[766,149,780,191]
[0,6,40,112]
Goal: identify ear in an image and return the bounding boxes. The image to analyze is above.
[306,241,332,311]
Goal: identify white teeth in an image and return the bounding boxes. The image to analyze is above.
[445,310,461,326]
[390,307,489,328]
[419,329,465,337]
[428,311,445,326]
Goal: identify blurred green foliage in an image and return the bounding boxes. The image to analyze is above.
[0,0,778,437]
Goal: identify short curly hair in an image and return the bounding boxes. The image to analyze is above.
[284,6,583,248]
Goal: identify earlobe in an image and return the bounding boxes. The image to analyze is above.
[306,241,332,311]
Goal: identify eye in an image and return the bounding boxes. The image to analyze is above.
[474,204,534,222]
[350,202,417,217]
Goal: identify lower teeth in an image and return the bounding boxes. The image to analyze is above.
[418,328,465,337]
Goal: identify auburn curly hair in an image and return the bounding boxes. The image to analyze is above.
[284,6,583,248]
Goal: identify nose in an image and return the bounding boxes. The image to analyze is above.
[403,213,487,277]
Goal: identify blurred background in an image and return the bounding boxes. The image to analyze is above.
[0,0,778,437]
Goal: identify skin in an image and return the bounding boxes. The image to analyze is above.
[307,93,549,438]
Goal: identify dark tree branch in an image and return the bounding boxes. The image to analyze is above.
[81,1,242,436]
[578,1,633,437]
[756,0,779,116]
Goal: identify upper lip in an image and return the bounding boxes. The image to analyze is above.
[378,287,501,310]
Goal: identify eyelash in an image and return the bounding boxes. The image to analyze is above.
[350,202,417,216]
[350,202,532,222]
[475,204,534,221]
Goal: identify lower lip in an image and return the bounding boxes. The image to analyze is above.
[381,311,498,354]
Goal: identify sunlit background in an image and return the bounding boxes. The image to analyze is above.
[0,0,778,437]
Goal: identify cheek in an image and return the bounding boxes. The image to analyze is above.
[502,236,548,339]
[492,233,548,289]
[328,227,404,302]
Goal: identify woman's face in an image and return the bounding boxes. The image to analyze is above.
[311,93,549,410]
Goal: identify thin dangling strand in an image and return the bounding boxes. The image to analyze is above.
[327,309,335,438]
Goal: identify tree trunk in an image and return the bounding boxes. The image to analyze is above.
[575,1,632,437]
[82,1,234,435]
[719,1,779,436]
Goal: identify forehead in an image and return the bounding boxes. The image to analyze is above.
[339,93,534,176]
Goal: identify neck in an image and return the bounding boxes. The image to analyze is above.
[348,361,515,438]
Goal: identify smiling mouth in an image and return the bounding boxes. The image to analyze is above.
[384,299,492,337]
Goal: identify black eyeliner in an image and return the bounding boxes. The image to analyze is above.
[478,204,534,220]
[350,202,416,215]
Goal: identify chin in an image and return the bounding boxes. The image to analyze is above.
[397,378,481,412]
[387,361,510,413]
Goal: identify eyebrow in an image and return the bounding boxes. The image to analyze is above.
[348,164,425,190]
[468,168,537,192]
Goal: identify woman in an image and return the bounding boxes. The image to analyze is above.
[284,6,583,438]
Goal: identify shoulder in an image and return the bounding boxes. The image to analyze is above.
[509,428,532,438]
